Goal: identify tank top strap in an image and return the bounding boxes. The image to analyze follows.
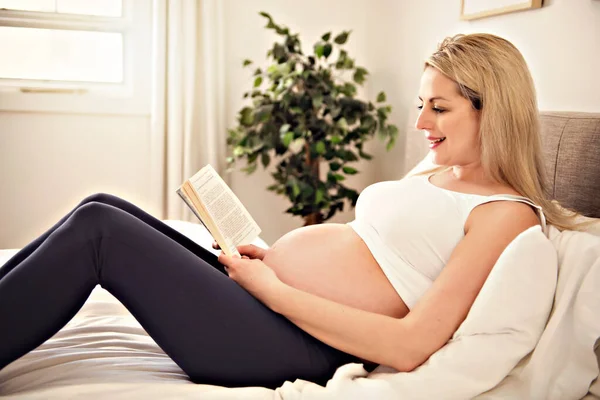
[477,194,547,232]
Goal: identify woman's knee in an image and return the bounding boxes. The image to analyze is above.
[79,192,117,207]
[70,201,118,230]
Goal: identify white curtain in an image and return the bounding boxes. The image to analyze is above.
[150,0,226,221]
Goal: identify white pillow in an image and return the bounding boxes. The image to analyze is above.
[277,226,558,400]
[421,225,557,398]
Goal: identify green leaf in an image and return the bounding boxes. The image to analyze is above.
[314,43,324,58]
[255,104,273,122]
[342,166,358,175]
[321,32,331,41]
[312,94,323,109]
[333,173,345,181]
[339,82,357,96]
[386,138,395,151]
[240,107,254,126]
[292,182,301,198]
[233,146,245,157]
[253,68,262,76]
[334,31,350,45]
[358,149,373,160]
[259,11,272,20]
[376,91,386,102]
[243,59,253,67]
[336,117,349,130]
[335,50,348,69]
[242,163,257,174]
[267,64,278,74]
[323,43,332,58]
[344,57,354,69]
[272,43,287,60]
[329,161,341,171]
[330,135,342,144]
[353,67,368,84]
[280,123,291,134]
[261,152,271,168]
[260,11,286,34]
[338,149,358,161]
[315,141,326,155]
[282,131,294,147]
[254,76,263,87]
[315,188,325,204]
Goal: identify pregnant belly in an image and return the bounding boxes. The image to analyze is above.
[262,223,409,318]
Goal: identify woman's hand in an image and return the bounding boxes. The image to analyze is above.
[218,253,284,307]
[212,242,267,261]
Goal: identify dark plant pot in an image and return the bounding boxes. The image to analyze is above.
[304,212,323,226]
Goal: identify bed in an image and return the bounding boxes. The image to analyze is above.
[1,111,599,399]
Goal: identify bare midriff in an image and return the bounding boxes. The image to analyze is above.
[262,223,410,319]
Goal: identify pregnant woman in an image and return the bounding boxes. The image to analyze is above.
[0,33,582,389]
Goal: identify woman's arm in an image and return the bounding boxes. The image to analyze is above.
[219,254,418,371]
[266,282,419,371]
[219,201,539,371]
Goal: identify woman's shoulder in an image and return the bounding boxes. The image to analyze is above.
[466,199,541,235]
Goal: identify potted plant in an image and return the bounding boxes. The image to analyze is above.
[227,12,398,225]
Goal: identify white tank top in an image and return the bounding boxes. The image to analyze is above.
[347,173,547,310]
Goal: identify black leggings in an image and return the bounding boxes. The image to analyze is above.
[0,193,363,388]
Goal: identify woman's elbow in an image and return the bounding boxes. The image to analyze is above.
[391,354,424,372]
[388,322,429,372]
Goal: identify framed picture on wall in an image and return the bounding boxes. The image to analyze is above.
[460,0,543,20]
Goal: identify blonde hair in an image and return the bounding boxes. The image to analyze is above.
[421,33,583,231]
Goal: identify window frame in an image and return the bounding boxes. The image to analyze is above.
[0,0,152,115]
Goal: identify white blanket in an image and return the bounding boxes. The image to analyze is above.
[1,221,599,399]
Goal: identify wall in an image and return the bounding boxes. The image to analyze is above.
[0,113,156,248]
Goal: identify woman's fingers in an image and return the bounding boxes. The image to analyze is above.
[237,244,266,260]
[211,241,220,250]
[218,253,245,270]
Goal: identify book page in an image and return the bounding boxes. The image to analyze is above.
[188,165,261,256]
[176,187,209,232]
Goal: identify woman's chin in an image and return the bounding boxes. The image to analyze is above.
[429,152,446,166]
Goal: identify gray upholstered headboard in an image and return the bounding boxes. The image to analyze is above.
[540,112,600,218]
[403,110,600,218]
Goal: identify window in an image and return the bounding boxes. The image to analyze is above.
[0,0,152,115]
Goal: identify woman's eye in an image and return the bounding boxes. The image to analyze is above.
[417,105,445,113]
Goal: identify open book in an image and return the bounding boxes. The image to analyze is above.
[176,165,261,257]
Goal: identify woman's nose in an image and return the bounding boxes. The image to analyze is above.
[415,109,433,131]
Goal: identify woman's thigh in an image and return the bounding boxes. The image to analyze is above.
[81,202,354,388]
[80,193,224,270]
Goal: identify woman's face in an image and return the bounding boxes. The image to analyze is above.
[416,67,481,167]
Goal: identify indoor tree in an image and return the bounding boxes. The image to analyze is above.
[227,12,399,225]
